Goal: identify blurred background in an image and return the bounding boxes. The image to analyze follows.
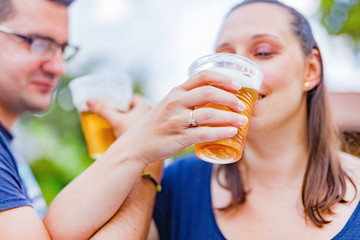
[13,0,360,204]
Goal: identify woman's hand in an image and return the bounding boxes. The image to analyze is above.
[111,70,248,165]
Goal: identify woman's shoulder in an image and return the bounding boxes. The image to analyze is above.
[339,152,360,179]
[339,152,360,201]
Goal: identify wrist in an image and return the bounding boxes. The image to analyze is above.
[141,171,162,192]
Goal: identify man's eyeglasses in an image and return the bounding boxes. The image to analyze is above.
[0,25,79,61]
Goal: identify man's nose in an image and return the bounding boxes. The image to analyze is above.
[41,48,66,78]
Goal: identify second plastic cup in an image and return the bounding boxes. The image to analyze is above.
[188,53,263,164]
[69,74,133,159]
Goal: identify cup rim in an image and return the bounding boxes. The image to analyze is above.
[68,73,133,112]
[188,53,263,84]
[69,73,133,91]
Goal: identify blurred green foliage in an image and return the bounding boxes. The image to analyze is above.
[320,0,360,50]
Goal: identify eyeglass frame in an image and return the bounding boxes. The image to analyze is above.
[0,25,79,61]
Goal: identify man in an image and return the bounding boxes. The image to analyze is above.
[0,0,159,239]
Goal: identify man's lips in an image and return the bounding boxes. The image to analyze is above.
[32,81,56,91]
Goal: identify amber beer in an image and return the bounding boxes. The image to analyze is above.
[80,111,117,159]
[188,53,263,164]
[69,74,133,159]
[195,86,258,163]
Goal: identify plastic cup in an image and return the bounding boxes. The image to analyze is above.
[69,74,133,159]
[188,53,263,164]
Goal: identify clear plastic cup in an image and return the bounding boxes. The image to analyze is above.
[188,53,263,164]
[69,74,133,159]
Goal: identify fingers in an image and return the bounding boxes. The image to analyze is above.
[86,98,121,127]
[182,85,245,112]
[171,70,245,112]
[191,108,248,127]
[180,70,242,92]
[186,126,239,144]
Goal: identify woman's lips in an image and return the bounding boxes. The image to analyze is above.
[257,93,265,100]
[255,93,265,106]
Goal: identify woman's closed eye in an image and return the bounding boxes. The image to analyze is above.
[254,44,277,59]
[255,51,272,57]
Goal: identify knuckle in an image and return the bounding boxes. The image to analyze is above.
[198,70,210,79]
[162,94,180,110]
[201,109,215,121]
[164,98,178,111]
[167,118,179,129]
[231,94,240,103]
[201,86,215,98]
[197,130,209,142]
[170,86,182,95]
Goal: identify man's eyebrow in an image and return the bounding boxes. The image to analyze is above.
[31,34,68,45]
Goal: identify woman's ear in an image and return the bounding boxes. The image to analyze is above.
[303,48,321,91]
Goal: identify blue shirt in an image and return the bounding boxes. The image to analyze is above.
[0,122,47,219]
[153,154,360,240]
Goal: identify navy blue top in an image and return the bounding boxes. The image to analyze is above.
[0,122,47,219]
[153,154,360,240]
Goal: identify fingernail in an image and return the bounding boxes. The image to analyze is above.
[238,101,246,111]
[238,115,248,125]
[232,80,242,90]
[226,127,238,136]
[86,98,96,108]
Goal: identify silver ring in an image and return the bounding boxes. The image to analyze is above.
[188,109,198,127]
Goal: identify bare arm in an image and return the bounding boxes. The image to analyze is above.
[32,71,244,239]
[91,161,162,239]
[0,148,152,240]
[0,207,51,240]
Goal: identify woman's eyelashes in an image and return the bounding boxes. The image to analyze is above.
[253,45,277,59]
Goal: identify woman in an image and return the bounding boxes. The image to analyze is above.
[152,0,360,239]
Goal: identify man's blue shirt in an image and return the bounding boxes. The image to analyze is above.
[0,122,47,219]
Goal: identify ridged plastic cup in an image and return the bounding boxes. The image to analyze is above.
[69,74,133,159]
[188,53,263,164]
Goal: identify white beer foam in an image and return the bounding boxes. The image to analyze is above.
[209,67,261,91]
[76,98,130,113]
[69,75,133,113]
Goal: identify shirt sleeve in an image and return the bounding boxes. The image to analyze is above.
[0,142,31,212]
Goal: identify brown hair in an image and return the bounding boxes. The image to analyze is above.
[0,0,14,22]
[0,0,73,22]
[217,0,356,227]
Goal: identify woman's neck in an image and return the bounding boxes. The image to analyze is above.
[241,110,309,188]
